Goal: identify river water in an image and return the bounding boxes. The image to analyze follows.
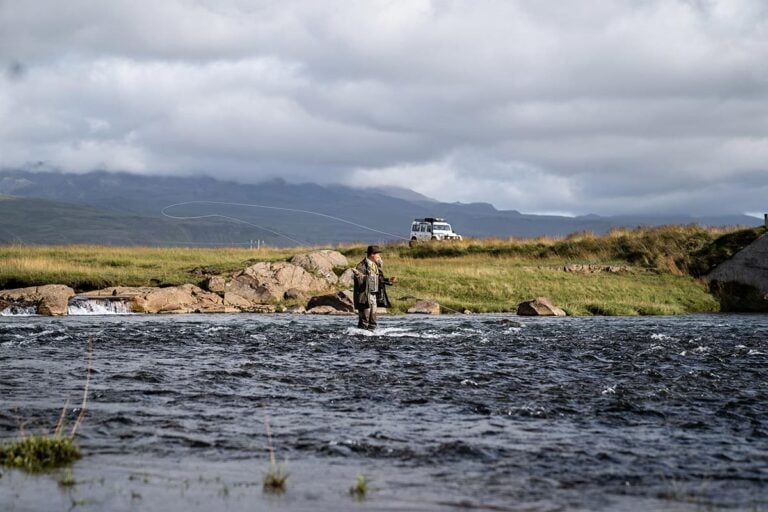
[1,314,766,511]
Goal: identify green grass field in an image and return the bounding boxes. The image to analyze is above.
[1,225,763,315]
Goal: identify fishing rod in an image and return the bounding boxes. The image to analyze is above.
[161,201,409,245]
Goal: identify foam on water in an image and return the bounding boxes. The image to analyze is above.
[344,326,420,337]
[0,305,38,316]
[67,298,132,315]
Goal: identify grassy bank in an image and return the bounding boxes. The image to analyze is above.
[1,225,764,315]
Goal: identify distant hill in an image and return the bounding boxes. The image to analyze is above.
[0,170,761,246]
[0,195,257,246]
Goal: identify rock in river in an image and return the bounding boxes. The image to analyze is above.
[407,299,441,315]
[517,297,566,317]
[0,284,75,316]
[306,290,354,313]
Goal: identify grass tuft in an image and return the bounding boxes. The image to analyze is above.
[261,404,288,493]
[0,436,81,473]
[349,473,368,499]
[263,465,289,493]
[58,467,77,487]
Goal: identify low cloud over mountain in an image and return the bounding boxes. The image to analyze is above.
[1,1,766,215]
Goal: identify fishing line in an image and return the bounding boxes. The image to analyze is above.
[161,201,409,245]
[162,201,458,311]
[162,205,307,246]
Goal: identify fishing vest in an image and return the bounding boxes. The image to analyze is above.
[365,258,379,294]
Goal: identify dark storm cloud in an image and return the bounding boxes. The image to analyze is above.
[0,0,766,214]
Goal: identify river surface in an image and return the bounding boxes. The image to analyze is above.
[1,314,767,511]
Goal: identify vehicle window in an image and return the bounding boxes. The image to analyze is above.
[434,224,448,231]
[427,225,432,232]
[411,223,418,231]
[420,224,427,232]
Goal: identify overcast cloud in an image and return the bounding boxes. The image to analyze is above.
[1,0,767,215]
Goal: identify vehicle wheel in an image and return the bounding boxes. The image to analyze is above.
[431,236,438,241]
[409,237,417,248]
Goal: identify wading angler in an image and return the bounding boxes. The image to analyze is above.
[352,245,397,330]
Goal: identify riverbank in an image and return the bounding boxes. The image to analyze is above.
[1,225,764,315]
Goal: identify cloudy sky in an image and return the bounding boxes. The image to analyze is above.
[1,0,767,215]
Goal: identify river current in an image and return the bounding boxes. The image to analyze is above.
[1,314,766,511]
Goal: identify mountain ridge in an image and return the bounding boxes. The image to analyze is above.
[0,169,760,246]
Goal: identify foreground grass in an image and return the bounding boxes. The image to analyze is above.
[0,225,763,315]
[0,436,81,473]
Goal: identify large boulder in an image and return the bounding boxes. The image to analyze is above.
[517,297,566,317]
[306,290,354,313]
[0,285,75,316]
[290,250,348,283]
[705,233,768,311]
[307,305,354,315]
[338,268,356,288]
[85,285,227,313]
[225,262,330,308]
[204,276,227,294]
[407,299,441,315]
[135,284,226,314]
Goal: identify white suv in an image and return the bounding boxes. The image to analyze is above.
[410,217,463,242]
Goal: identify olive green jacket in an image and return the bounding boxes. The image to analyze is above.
[353,258,393,310]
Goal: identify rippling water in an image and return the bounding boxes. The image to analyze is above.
[1,314,767,511]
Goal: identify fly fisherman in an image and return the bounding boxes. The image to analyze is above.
[353,245,397,330]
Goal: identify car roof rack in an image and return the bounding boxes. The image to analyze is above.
[414,217,446,223]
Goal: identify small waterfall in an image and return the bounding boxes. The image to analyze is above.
[0,304,38,316]
[67,297,133,315]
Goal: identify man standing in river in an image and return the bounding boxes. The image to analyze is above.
[353,245,396,330]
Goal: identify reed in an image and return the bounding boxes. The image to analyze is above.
[261,405,288,493]
[349,473,368,499]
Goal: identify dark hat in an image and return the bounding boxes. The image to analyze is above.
[367,245,382,255]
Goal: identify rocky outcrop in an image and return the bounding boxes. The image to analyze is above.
[517,297,566,317]
[283,288,304,300]
[407,299,441,315]
[0,285,75,316]
[225,262,330,309]
[86,285,228,313]
[338,268,356,288]
[284,305,306,314]
[290,250,348,283]
[706,234,768,311]
[306,290,354,313]
[307,305,354,315]
[204,276,226,294]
